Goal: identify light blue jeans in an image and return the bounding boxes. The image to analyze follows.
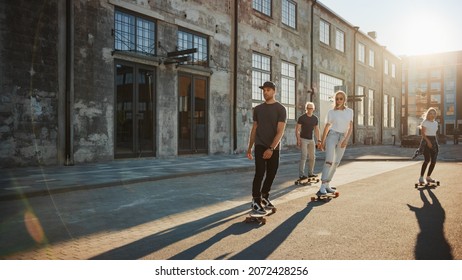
[299,138,316,177]
[321,130,346,183]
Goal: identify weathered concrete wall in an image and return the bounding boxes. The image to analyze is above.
[235,0,312,152]
[0,0,60,167]
[72,0,114,163]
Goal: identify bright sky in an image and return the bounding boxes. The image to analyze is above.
[319,0,462,56]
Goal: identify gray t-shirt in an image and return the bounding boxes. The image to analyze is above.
[253,102,287,150]
[297,114,319,140]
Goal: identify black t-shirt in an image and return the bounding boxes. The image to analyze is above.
[253,102,287,150]
[297,114,319,140]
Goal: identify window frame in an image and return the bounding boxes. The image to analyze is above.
[114,9,157,56]
[357,86,365,126]
[358,43,365,63]
[281,0,297,29]
[319,73,343,102]
[367,89,375,126]
[335,28,345,52]
[369,49,375,68]
[252,52,272,106]
[252,0,272,17]
[177,29,209,67]
[320,19,330,45]
[281,61,296,120]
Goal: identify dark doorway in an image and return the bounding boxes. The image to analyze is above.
[115,62,156,158]
[178,73,208,154]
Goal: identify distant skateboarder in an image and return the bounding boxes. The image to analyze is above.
[417,107,439,185]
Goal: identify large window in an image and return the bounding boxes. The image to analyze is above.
[368,89,374,126]
[282,0,296,29]
[383,94,389,127]
[357,86,365,126]
[319,73,343,102]
[369,49,375,68]
[391,63,396,78]
[177,30,208,66]
[252,52,271,107]
[320,20,330,45]
[115,10,156,55]
[358,43,365,63]
[253,0,271,16]
[281,61,296,120]
[384,59,389,75]
[335,29,345,52]
[390,97,395,128]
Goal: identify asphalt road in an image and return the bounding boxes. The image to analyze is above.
[1,160,461,260]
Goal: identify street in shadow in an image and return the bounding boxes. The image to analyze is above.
[90,183,303,260]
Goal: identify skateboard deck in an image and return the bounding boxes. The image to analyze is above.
[415,181,440,189]
[244,208,276,225]
[311,191,339,202]
[294,176,320,186]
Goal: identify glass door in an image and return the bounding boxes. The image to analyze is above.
[178,73,208,154]
[115,62,155,158]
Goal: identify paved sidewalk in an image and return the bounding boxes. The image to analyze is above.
[1,144,460,201]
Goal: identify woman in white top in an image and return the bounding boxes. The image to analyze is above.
[318,91,354,195]
[418,107,439,184]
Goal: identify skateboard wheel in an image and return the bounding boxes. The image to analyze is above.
[437,181,440,186]
[271,208,277,214]
[334,192,339,197]
[415,184,418,188]
[311,197,316,202]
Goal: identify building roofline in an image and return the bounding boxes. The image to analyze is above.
[317,0,401,60]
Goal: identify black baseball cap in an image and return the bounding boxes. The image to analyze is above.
[259,81,276,90]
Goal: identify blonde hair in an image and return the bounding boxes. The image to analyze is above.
[419,107,437,129]
[333,91,348,109]
[423,107,437,119]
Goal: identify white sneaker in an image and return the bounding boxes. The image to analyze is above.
[326,186,336,193]
[319,183,328,194]
[426,176,435,183]
[418,176,425,184]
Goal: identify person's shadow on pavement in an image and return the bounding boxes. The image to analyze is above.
[407,188,453,259]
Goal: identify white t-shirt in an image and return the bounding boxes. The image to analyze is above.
[421,120,438,136]
[326,108,354,134]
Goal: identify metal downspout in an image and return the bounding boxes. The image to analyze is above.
[309,0,316,102]
[232,0,238,152]
[65,0,74,166]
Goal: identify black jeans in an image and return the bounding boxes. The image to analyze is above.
[420,136,438,177]
[252,145,280,198]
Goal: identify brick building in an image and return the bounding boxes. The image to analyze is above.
[0,0,401,167]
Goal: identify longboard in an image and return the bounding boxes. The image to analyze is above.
[294,176,320,186]
[244,208,276,225]
[311,191,339,202]
[415,181,440,189]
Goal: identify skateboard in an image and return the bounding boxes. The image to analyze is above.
[294,176,320,186]
[244,208,276,225]
[310,191,339,202]
[415,180,440,189]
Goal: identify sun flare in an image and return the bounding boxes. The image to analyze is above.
[401,11,451,55]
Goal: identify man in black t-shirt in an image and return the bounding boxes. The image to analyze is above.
[295,102,320,180]
[247,81,287,215]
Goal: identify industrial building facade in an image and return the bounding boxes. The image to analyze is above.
[402,51,462,138]
[0,0,401,167]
